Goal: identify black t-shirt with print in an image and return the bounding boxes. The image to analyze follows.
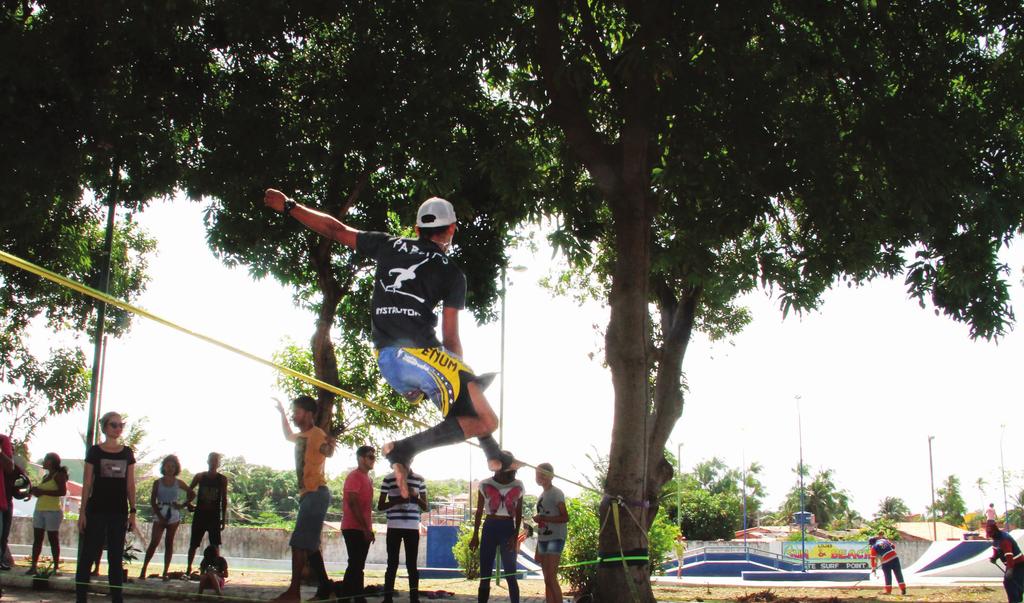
[195,472,226,515]
[84,444,136,515]
[355,231,467,349]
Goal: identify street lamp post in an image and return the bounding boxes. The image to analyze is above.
[498,265,526,448]
[742,431,748,561]
[84,187,118,448]
[1000,424,1008,524]
[495,265,524,588]
[797,395,806,572]
[928,435,937,541]
[676,442,683,532]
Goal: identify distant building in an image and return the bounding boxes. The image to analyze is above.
[733,526,791,542]
[895,521,968,541]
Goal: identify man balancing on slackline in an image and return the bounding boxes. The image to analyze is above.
[263,189,516,496]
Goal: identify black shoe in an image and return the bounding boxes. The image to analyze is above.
[475,372,498,391]
[0,562,11,571]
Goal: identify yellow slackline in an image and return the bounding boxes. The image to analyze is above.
[611,500,644,603]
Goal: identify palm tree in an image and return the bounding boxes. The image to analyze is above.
[975,477,988,512]
[783,467,850,527]
[1007,489,1024,529]
[875,496,911,521]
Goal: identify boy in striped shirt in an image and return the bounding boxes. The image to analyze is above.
[378,470,427,603]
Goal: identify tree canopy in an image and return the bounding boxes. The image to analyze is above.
[933,474,968,526]
[186,0,543,434]
[504,3,1024,595]
[875,496,912,522]
[1,0,206,453]
[783,466,852,528]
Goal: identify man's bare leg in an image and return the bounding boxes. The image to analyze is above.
[462,381,498,436]
[383,381,505,496]
[271,547,307,601]
[459,381,520,471]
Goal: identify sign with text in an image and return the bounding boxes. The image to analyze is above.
[782,541,871,570]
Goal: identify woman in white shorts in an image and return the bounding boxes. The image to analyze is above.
[139,455,191,580]
[26,452,68,575]
[533,462,569,603]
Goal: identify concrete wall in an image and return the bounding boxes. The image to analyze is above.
[7,516,418,566]
[10,516,933,570]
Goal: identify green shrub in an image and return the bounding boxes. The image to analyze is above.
[677,488,742,540]
[648,506,681,572]
[452,523,480,580]
[847,517,900,541]
[560,496,601,593]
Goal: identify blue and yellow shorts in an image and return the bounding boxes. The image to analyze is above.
[376,347,477,418]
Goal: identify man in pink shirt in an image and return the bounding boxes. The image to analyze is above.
[341,446,376,603]
[0,434,15,571]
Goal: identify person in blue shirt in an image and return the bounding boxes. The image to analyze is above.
[987,519,1024,603]
[868,534,906,595]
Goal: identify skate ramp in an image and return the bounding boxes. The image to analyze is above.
[905,530,1024,579]
[661,546,802,578]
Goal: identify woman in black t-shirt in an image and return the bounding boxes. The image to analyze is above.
[75,411,137,603]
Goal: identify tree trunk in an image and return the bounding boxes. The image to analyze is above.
[591,193,699,601]
[592,179,659,600]
[531,4,697,598]
[307,169,371,432]
[309,242,343,432]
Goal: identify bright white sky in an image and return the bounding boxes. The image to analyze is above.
[15,197,1024,519]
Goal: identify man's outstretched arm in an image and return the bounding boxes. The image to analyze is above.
[263,188,360,249]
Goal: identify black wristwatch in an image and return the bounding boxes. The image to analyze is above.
[283,198,297,217]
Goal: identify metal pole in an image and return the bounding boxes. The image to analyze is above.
[497,265,526,449]
[467,447,472,522]
[79,170,118,566]
[676,442,683,532]
[928,435,937,541]
[94,335,108,444]
[742,433,748,561]
[1001,424,1008,524]
[84,184,118,450]
[498,267,506,447]
[797,395,806,572]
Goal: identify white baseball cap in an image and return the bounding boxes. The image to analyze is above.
[416,197,457,227]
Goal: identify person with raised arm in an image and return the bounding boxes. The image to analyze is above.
[262,189,515,498]
[271,396,335,602]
